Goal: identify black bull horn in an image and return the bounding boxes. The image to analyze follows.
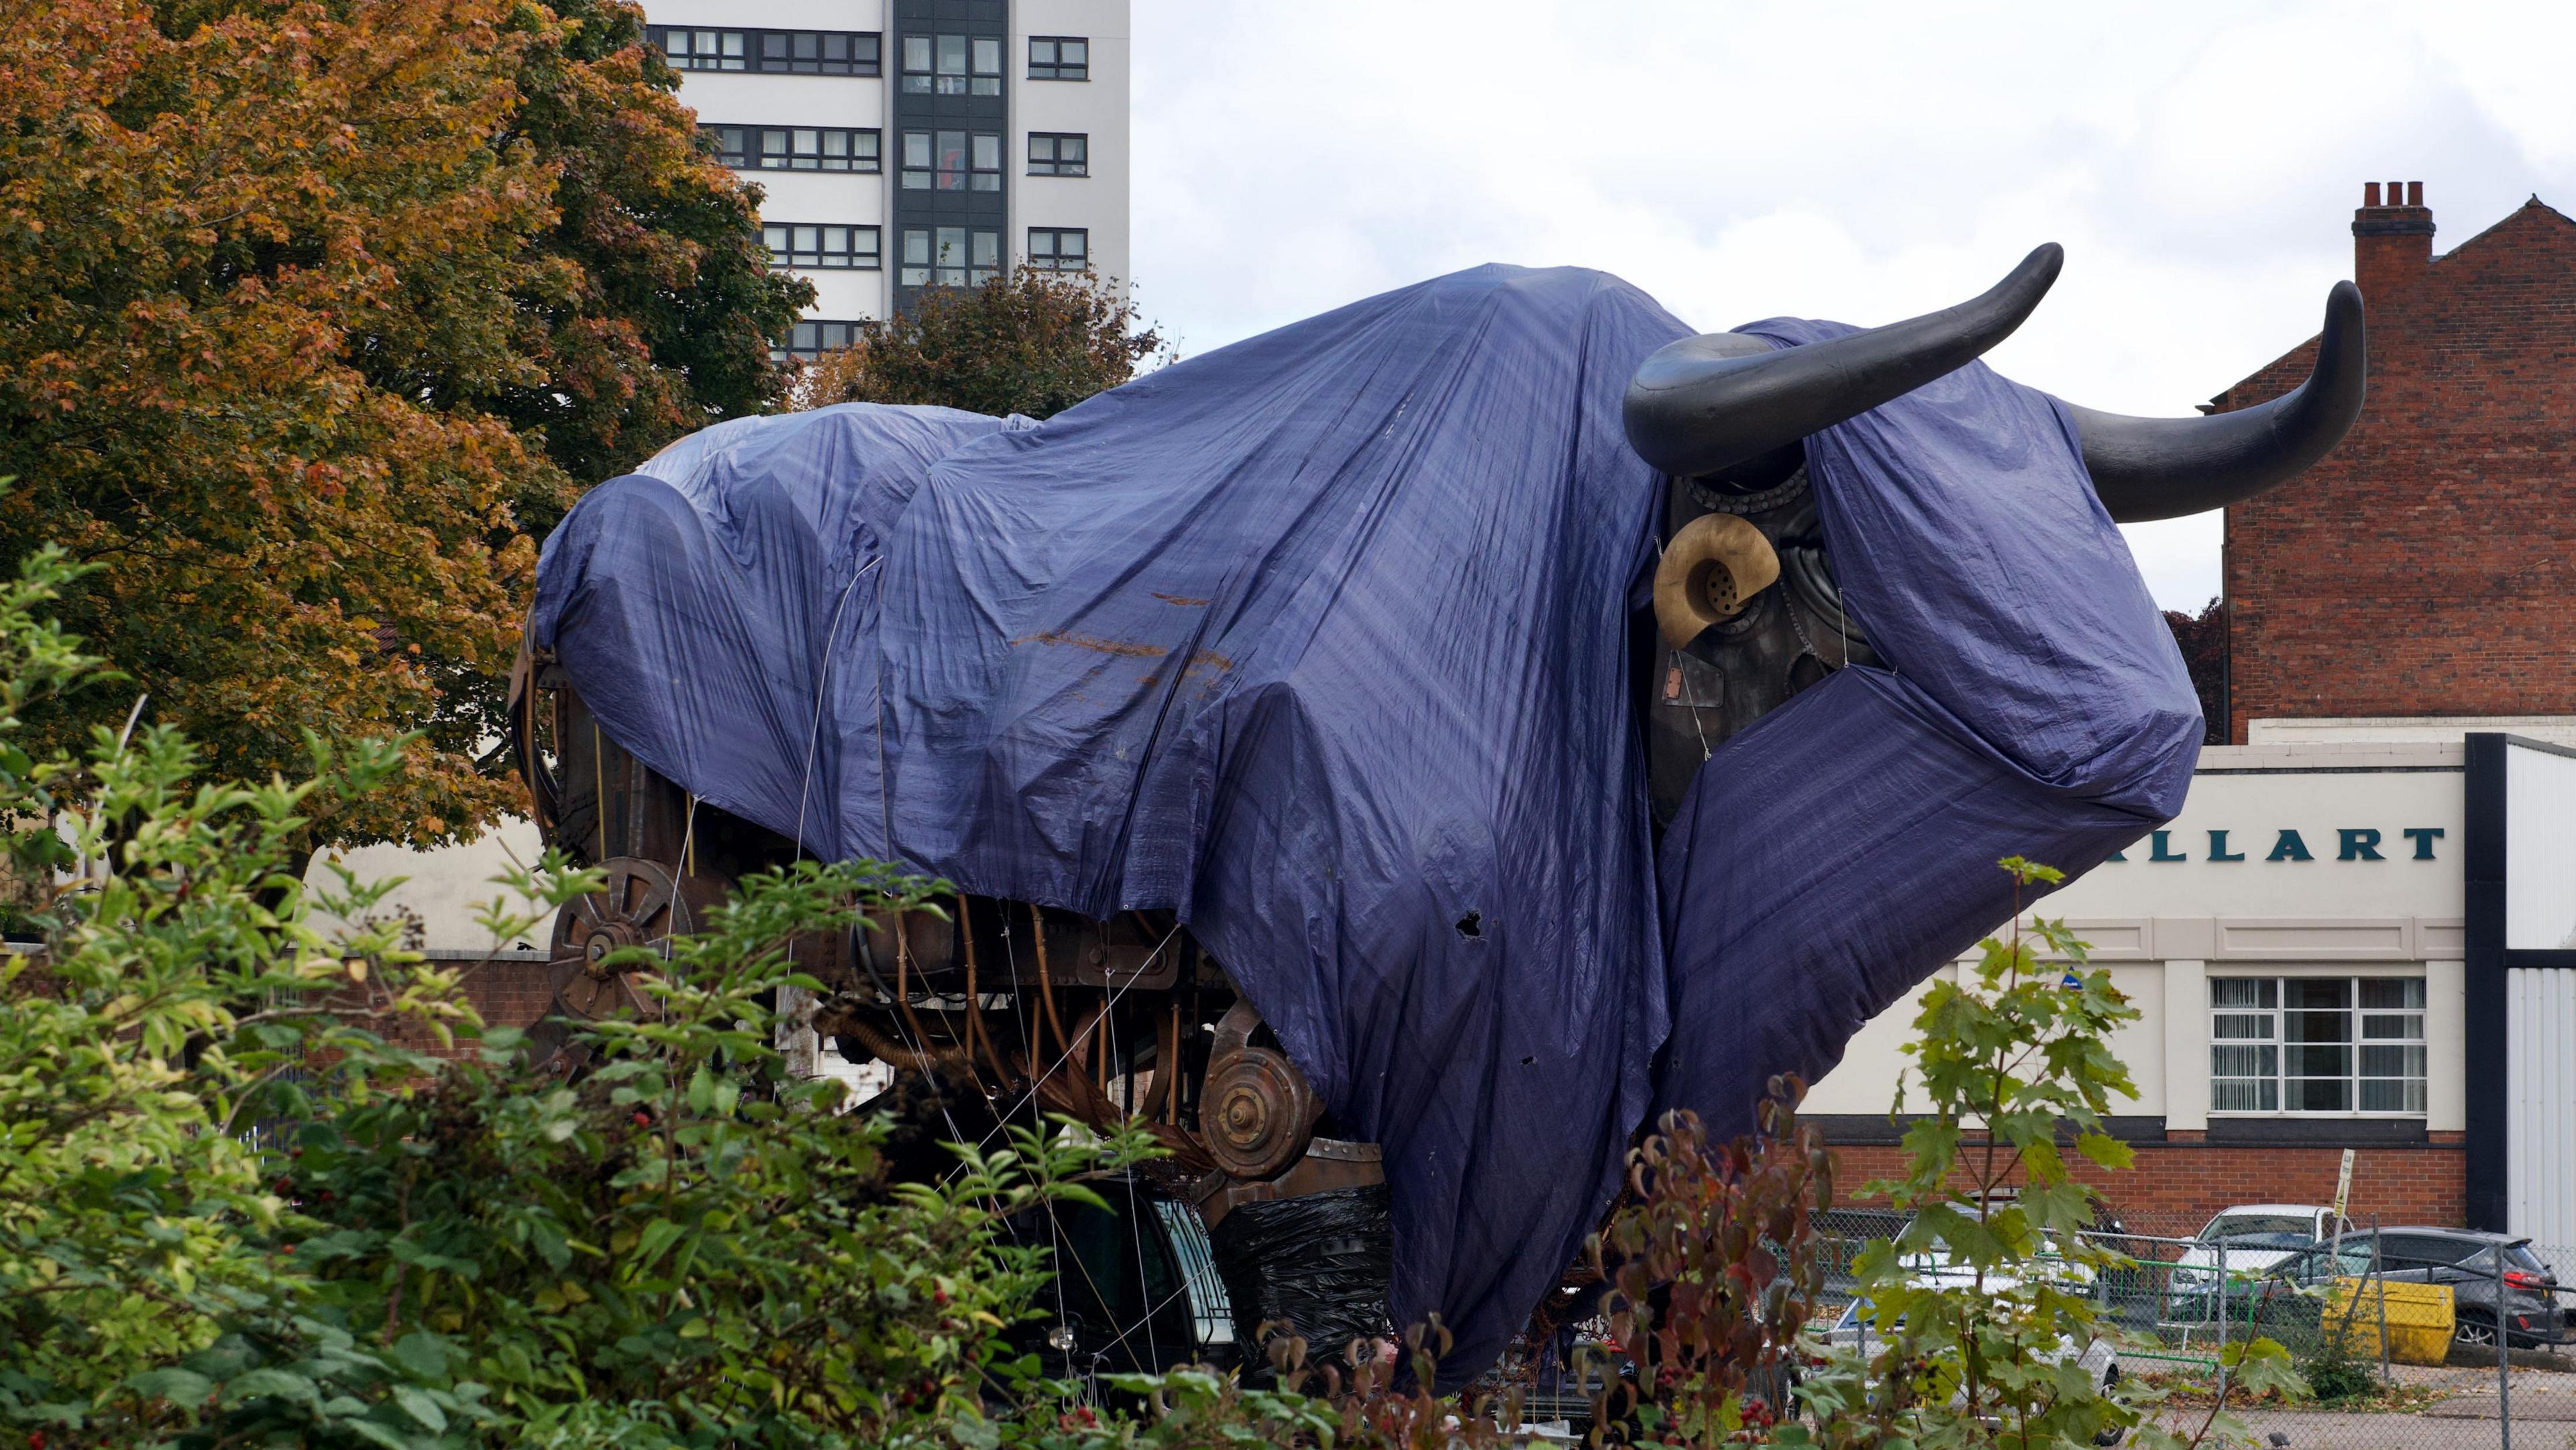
[1621,243,2367,523]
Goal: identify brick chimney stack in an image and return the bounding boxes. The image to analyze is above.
[2353,179,2434,300]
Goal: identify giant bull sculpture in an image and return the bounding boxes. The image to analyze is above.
[516,246,2363,1386]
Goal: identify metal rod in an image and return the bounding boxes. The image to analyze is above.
[2498,1246,2512,1450]
[1030,902,1071,1061]
[957,895,1014,1087]
[2371,1215,2390,1386]
[2214,1239,2228,1403]
[1164,1002,1183,1125]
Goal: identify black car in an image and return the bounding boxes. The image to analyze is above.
[2255,1228,2569,1350]
[2371,1228,2568,1349]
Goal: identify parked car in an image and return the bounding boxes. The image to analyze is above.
[1823,1265,2124,1446]
[2243,1227,2569,1351]
[2166,1204,2334,1320]
[2371,1227,2569,1349]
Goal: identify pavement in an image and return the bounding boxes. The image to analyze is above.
[2203,1360,2576,1450]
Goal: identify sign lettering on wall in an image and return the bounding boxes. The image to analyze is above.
[2106,827,2445,864]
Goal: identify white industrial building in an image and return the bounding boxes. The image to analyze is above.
[637,0,1130,356]
[1806,726,2576,1258]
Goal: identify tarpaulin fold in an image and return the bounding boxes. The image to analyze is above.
[531,268,2199,1388]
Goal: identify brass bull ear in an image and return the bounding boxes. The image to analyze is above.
[1653,513,1780,650]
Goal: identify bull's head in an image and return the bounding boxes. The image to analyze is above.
[1625,244,2365,823]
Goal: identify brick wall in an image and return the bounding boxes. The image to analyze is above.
[461,960,557,1034]
[380,958,556,1060]
[2220,183,2576,741]
[1826,1135,2465,1236]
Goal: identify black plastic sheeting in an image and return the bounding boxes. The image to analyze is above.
[1210,1185,1394,1376]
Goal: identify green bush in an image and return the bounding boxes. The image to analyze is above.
[0,540,1150,1448]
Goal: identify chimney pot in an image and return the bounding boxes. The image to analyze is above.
[2353,176,2434,301]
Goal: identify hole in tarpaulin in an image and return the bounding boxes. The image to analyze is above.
[1455,911,1482,940]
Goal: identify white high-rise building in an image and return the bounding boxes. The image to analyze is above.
[639,0,1131,360]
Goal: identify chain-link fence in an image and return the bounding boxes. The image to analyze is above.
[1803,1219,2576,1450]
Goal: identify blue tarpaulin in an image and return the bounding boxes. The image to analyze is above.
[531,266,2198,1386]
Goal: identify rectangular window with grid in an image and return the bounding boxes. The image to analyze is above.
[1026,227,1089,271]
[761,223,881,270]
[2210,975,2425,1115]
[899,131,999,192]
[900,32,1002,95]
[1027,133,1088,176]
[1027,36,1088,80]
[647,26,879,74]
[899,227,1000,289]
[772,318,866,362]
[706,126,881,172]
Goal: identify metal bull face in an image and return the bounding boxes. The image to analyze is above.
[1625,244,2367,830]
[1643,456,1878,823]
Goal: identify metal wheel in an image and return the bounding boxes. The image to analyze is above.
[2454,1317,2499,1347]
[545,856,691,1023]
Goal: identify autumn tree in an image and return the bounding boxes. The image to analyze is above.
[2163,597,2228,744]
[0,0,805,847]
[794,267,1164,419]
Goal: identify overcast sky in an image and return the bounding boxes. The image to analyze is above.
[1127,1,2576,610]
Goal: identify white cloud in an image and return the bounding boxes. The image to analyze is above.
[1131,0,2576,608]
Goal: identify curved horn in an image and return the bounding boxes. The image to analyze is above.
[1623,243,2065,479]
[2066,282,2366,523]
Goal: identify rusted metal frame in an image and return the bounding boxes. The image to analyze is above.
[957,894,1018,1088]
[892,907,980,1095]
[1028,901,1073,1063]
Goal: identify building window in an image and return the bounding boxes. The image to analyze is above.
[707,126,881,172]
[773,319,866,362]
[902,32,1002,95]
[900,227,1000,289]
[1027,133,1088,176]
[1027,36,1088,81]
[900,131,1000,192]
[762,223,881,270]
[646,26,880,75]
[2210,976,2426,1115]
[1026,227,1089,271]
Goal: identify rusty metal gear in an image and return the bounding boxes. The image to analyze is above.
[1200,1000,1320,1180]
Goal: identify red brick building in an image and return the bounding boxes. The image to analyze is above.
[2220,184,2576,741]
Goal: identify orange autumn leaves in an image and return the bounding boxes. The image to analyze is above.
[0,0,802,847]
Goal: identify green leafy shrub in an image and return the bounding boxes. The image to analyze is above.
[0,538,1148,1448]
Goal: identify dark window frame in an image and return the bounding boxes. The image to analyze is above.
[1026,227,1089,272]
[760,222,883,270]
[898,225,1002,289]
[1026,132,1089,176]
[1026,35,1089,81]
[773,318,870,362]
[900,31,1003,95]
[706,125,882,173]
[900,130,1000,193]
[647,25,881,75]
